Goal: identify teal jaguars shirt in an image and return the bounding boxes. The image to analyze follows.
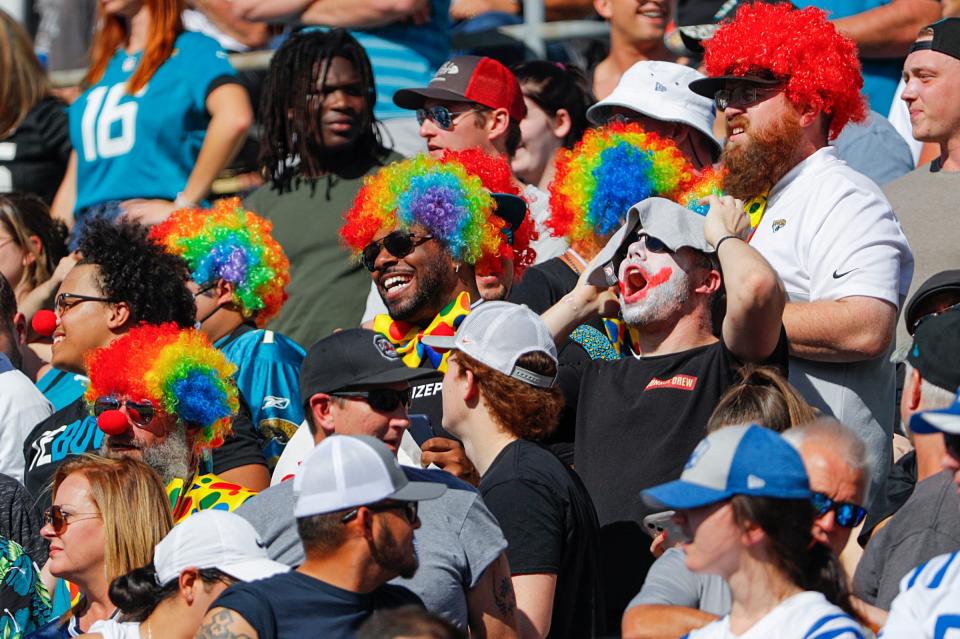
[68,31,236,211]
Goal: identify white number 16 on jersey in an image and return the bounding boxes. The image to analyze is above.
[81,84,139,161]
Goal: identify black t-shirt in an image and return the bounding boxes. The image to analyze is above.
[562,333,788,624]
[481,439,605,638]
[0,97,71,203]
[23,396,265,508]
[508,257,579,314]
[213,570,422,639]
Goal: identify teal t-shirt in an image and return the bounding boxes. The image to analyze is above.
[68,31,236,210]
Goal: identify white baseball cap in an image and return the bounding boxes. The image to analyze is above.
[587,61,721,155]
[421,301,558,388]
[153,511,289,585]
[295,435,446,518]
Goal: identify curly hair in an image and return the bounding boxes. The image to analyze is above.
[703,3,866,139]
[149,198,290,326]
[453,350,563,441]
[77,218,195,328]
[85,322,239,453]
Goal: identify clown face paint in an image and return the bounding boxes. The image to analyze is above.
[618,237,691,326]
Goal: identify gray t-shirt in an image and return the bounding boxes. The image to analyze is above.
[236,466,507,629]
[626,547,731,617]
[853,470,960,610]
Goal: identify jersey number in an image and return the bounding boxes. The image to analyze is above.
[935,615,960,639]
[81,84,138,161]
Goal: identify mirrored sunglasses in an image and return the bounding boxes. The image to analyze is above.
[811,492,867,528]
[93,396,156,426]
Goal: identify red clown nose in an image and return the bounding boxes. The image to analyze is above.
[31,310,58,337]
[97,409,129,435]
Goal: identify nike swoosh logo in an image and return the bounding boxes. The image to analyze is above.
[833,268,858,279]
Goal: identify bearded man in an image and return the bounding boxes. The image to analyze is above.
[541,194,786,626]
[689,3,914,504]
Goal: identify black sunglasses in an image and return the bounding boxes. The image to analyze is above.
[714,85,783,111]
[415,105,482,130]
[54,292,117,315]
[811,492,867,528]
[341,500,419,525]
[43,505,102,535]
[330,388,412,412]
[92,396,156,426]
[361,231,434,272]
[911,302,960,335]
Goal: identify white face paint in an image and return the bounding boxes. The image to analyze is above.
[617,235,690,327]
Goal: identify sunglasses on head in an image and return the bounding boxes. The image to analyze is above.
[43,505,101,535]
[93,396,156,426]
[330,387,412,412]
[415,105,482,131]
[811,492,867,528]
[341,500,419,525]
[361,231,434,272]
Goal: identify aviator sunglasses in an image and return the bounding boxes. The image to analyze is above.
[361,231,434,272]
[92,396,156,426]
[43,505,102,535]
[415,105,483,131]
[811,492,867,528]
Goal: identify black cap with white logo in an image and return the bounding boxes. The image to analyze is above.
[299,329,436,400]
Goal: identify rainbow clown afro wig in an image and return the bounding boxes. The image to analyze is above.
[340,153,512,275]
[438,148,537,279]
[149,198,289,326]
[549,121,701,254]
[703,3,866,139]
[85,323,240,454]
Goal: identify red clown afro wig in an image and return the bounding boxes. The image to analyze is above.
[703,3,866,139]
[438,148,537,280]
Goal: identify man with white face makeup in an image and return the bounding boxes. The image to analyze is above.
[542,194,787,626]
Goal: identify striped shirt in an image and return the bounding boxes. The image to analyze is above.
[881,550,960,639]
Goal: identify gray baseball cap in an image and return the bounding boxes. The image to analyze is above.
[585,197,713,288]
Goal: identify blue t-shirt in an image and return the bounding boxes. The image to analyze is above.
[213,570,422,639]
[215,325,305,470]
[34,368,87,413]
[68,31,236,211]
[795,0,902,114]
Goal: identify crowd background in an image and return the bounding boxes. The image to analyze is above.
[0,0,958,638]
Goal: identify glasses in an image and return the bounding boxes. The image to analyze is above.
[341,500,419,525]
[811,492,867,528]
[54,292,117,315]
[415,105,483,131]
[43,505,101,535]
[330,388,412,412]
[193,283,216,299]
[911,301,960,334]
[361,231,435,272]
[714,85,783,111]
[92,396,156,426]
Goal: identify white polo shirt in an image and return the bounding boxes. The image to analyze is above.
[750,146,914,495]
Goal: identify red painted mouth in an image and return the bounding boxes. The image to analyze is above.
[621,266,673,304]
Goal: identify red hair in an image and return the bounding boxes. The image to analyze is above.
[704,3,866,139]
[84,0,184,93]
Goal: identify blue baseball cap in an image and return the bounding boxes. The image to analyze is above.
[910,390,960,436]
[642,424,811,510]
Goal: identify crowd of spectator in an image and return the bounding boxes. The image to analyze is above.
[0,0,958,637]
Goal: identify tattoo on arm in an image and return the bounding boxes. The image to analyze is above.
[196,608,257,639]
[492,557,517,617]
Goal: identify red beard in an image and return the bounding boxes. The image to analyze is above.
[720,112,805,200]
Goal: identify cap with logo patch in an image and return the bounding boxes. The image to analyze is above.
[585,197,714,289]
[299,329,436,400]
[421,301,558,388]
[641,424,810,510]
[393,55,527,123]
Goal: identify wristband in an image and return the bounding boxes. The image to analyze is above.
[714,235,741,252]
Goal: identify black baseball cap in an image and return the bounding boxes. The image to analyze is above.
[911,18,960,61]
[299,329,435,400]
[492,194,526,233]
[906,310,960,392]
[689,70,781,100]
[904,270,960,335]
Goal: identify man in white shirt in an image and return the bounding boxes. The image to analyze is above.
[689,3,914,501]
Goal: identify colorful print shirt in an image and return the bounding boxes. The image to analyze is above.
[0,536,52,637]
[167,473,257,524]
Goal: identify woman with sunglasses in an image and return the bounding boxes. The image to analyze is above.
[639,424,866,639]
[76,511,287,639]
[34,455,173,638]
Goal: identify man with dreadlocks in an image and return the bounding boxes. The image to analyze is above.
[689,3,914,503]
[244,29,400,346]
[150,200,305,475]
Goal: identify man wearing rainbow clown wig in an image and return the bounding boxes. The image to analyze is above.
[541,193,787,626]
[150,200,305,482]
[339,151,534,483]
[86,323,255,523]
